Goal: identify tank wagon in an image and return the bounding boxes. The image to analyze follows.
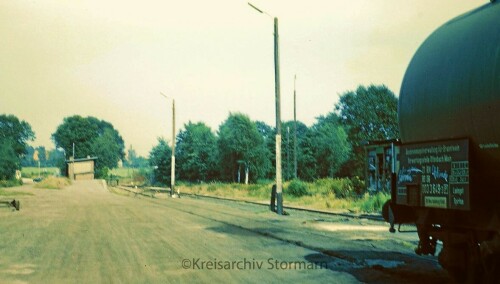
[378,1,500,281]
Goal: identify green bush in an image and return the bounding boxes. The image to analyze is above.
[350,176,366,196]
[0,179,22,188]
[312,178,335,196]
[332,179,353,199]
[313,178,356,199]
[95,166,109,179]
[287,179,309,197]
[360,192,390,213]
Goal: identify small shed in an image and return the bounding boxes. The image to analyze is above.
[66,157,98,180]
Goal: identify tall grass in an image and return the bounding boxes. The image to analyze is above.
[107,168,387,213]
[177,177,389,213]
[34,177,72,190]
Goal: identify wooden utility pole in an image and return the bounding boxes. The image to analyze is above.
[274,17,283,215]
[287,126,290,181]
[171,99,176,197]
[293,75,297,179]
[248,3,283,215]
[160,92,177,197]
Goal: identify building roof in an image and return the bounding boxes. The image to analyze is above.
[65,157,98,163]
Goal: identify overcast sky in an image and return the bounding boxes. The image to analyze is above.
[0,0,487,156]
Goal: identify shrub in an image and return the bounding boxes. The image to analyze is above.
[0,179,22,188]
[350,176,366,196]
[332,178,353,199]
[360,191,390,213]
[95,167,109,179]
[313,178,353,199]
[312,178,336,196]
[287,179,309,197]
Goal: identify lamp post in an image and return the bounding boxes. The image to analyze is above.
[248,2,283,215]
[160,92,177,197]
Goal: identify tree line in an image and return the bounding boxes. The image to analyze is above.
[1,84,398,185]
[151,84,399,185]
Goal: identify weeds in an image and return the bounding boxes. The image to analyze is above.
[177,177,387,213]
[34,177,72,190]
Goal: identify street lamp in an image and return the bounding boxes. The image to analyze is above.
[160,92,177,198]
[248,2,283,215]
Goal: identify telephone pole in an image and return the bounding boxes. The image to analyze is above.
[160,92,177,197]
[171,99,176,197]
[248,3,283,215]
[293,75,297,179]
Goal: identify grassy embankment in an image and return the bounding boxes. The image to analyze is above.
[111,168,390,213]
[177,179,389,213]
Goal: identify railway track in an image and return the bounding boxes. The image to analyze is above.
[112,185,386,222]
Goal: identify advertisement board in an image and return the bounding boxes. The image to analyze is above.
[396,139,469,210]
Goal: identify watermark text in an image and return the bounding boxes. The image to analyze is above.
[181,258,328,270]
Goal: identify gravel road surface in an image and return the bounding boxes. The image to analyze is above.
[0,180,452,283]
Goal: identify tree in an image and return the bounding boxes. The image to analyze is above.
[0,114,35,180]
[0,114,35,158]
[52,115,125,177]
[296,131,317,181]
[36,146,47,166]
[336,84,399,175]
[125,145,137,167]
[0,139,19,180]
[124,145,148,168]
[255,121,275,179]
[91,128,123,177]
[255,120,314,181]
[52,116,97,159]
[21,145,35,167]
[218,113,270,183]
[176,121,218,182]
[309,113,351,178]
[46,148,66,169]
[149,138,172,186]
[280,121,319,181]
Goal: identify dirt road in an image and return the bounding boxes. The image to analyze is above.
[0,181,451,283]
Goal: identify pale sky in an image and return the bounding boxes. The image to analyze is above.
[0,0,487,156]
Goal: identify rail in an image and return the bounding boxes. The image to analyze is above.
[112,185,385,222]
